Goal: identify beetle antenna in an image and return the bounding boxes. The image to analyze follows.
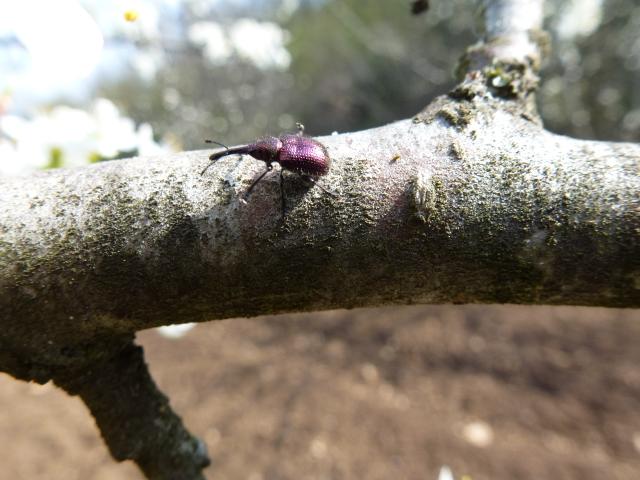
[205,139,229,150]
[201,140,230,175]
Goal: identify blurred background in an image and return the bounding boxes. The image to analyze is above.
[0,0,639,175]
[0,1,639,479]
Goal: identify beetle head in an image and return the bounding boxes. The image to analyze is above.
[248,137,282,163]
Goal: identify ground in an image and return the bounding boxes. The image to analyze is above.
[0,305,639,480]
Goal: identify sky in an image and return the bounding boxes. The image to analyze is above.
[0,0,197,114]
[0,0,302,114]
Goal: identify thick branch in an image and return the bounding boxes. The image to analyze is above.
[1,99,638,357]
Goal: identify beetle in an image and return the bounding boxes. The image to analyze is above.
[201,123,334,215]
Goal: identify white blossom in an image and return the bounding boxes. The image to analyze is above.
[557,0,603,40]
[229,19,291,70]
[189,18,292,70]
[7,0,103,81]
[188,21,233,65]
[0,98,167,176]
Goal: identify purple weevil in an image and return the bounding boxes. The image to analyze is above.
[201,123,334,214]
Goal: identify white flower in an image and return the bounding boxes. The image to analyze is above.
[83,0,161,41]
[229,19,291,70]
[0,98,167,176]
[188,21,233,65]
[189,18,292,70]
[0,141,31,176]
[8,0,103,81]
[92,98,138,158]
[557,0,603,40]
[136,123,166,156]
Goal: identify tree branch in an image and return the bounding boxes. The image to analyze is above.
[0,0,638,477]
[459,0,546,90]
[483,0,544,63]
[3,105,636,337]
[54,341,210,480]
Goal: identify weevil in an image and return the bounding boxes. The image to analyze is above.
[202,123,334,215]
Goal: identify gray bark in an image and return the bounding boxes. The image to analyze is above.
[0,0,638,478]
[483,0,543,61]
[2,94,637,350]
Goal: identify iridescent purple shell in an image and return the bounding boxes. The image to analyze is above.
[277,134,330,176]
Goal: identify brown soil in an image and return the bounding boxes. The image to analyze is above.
[1,305,639,480]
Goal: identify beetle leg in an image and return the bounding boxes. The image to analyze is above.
[242,164,274,203]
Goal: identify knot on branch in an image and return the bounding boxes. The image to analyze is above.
[408,169,448,228]
[414,57,542,131]
[451,60,539,103]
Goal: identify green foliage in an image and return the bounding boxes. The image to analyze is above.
[45,146,64,169]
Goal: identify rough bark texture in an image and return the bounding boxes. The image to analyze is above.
[0,0,637,478]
